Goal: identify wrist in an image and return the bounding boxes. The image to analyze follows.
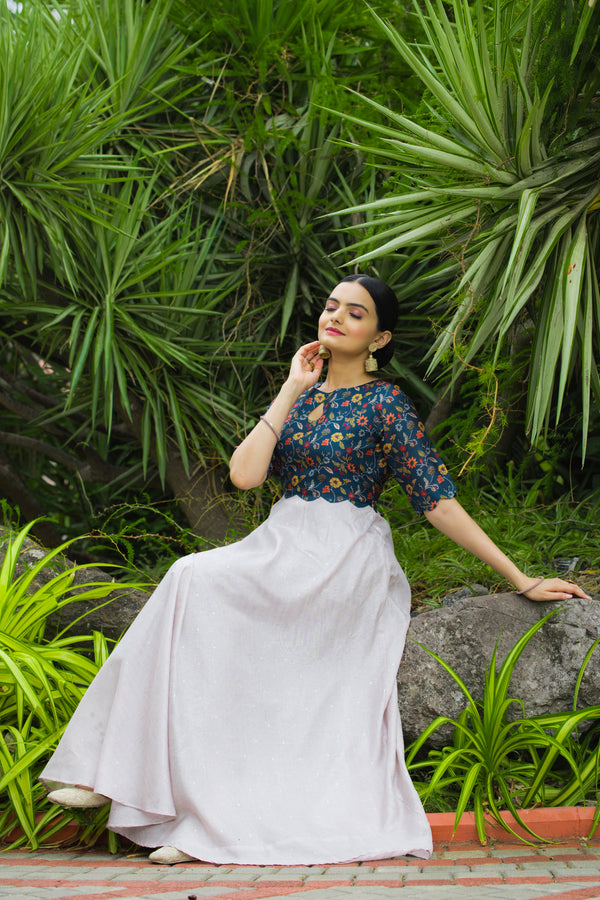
[281,377,307,401]
[514,574,545,594]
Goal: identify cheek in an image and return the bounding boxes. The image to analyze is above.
[351,319,376,341]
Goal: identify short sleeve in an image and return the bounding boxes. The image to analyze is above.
[376,386,456,514]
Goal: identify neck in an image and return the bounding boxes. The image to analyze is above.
[320,358,376,392]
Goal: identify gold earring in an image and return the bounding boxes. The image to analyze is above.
[365,342,378,373]
[318,345,331,360]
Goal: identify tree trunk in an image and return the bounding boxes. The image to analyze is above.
[125,398,247,542]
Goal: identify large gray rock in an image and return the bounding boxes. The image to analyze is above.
[397,593,600,748]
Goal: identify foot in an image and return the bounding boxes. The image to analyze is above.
[148,846,196,865]
[47,787,110,809]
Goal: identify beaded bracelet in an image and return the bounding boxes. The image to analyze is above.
[259,415,280,441]
[517,576,545,596]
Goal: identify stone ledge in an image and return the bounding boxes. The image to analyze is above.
[429,805,598,843]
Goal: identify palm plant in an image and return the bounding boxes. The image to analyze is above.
[0,0,434,547]
[335,0,600,460]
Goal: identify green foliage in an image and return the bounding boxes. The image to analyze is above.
[383,470,600,608]
[0,0,434,543]
[0,522,145,849]
[335,0,600,457]
[407,610,600,842]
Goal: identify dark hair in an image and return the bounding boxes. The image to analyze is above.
[339,274,399,368]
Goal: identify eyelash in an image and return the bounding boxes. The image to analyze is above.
[325,305,362,319]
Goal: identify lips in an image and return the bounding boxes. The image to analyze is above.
[326,327,343,335]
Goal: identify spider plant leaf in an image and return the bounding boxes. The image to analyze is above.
[453,761,483,830]
[573,635,600,711]
[412,640,481,713]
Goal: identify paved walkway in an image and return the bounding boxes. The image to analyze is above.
[2,839,600,900]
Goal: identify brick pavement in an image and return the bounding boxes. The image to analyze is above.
[1,840,600,900]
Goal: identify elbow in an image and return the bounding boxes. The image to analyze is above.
[424,495,457,527]
[229,462,266,491]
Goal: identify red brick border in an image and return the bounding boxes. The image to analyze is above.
[428,806,597,843]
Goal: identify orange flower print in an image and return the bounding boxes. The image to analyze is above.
[406,457,417,469]
[357,415,368,426]
[322,485,330,493]
[385,413,395,425]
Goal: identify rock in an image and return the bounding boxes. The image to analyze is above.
[0,527,152,644]
[397,593,600,748]
[441,583,489,607]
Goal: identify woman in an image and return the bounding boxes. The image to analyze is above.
[42,274,590,866]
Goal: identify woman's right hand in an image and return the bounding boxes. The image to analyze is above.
[286,340,324,393]
[230,341,324,490]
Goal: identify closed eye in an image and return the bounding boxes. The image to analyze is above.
[324,304,363,319]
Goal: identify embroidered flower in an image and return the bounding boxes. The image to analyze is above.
[331,432,343,442]
[330,477,342,488]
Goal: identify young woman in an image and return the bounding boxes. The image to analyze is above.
[43,274,590,866]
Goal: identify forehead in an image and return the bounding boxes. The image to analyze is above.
[329,280,376,313]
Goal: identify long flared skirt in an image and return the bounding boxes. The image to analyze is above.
[41,496,432,864]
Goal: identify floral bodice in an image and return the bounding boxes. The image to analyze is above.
[268,380,456,513]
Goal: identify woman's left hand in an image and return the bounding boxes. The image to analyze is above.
[518,577,592,602]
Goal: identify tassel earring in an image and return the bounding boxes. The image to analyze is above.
[365,342,378,373]
[318,345,331,360]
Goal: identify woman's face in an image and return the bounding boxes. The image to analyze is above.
[318,280,390,360]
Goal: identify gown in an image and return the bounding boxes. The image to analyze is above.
[41,380,456,865]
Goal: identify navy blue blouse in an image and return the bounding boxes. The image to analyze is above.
[268,381,456,513]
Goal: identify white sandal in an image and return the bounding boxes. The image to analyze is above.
[47,787,110,808]
[148,846,196,865]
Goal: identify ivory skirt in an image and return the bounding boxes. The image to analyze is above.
[41,495,432,864]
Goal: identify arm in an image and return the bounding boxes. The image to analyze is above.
[424,497,591,602]
[229,341,323,490]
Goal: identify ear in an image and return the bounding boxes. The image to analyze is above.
[375,330,392,349]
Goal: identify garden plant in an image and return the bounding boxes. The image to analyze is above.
[407,610,600,843]
[0,522,146,849]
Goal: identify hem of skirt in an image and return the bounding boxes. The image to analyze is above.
[109,824,432,865]
[39,778,176,822]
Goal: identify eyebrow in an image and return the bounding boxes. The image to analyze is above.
[326,296,371,313]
